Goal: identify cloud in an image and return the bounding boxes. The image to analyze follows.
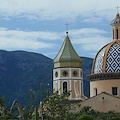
[69,28,107,36]
[0,28,57,50]
[0,27,112,58]
[43,52,58,57]
[76,36,111,51]
[68,28,111,51]
[0,28,62,40]
[0,0,119,21]
[81,17,103,23]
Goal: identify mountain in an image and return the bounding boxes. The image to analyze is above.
[0,50,53,105]
[0,50,93,105]
[81,57,93,97]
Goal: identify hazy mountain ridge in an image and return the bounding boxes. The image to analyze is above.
[0,50,93,105]
[81,57,93,97]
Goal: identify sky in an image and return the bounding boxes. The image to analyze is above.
[0,0,119,59]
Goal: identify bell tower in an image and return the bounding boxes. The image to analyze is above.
[111,13,120,41]
[53,32,86,101]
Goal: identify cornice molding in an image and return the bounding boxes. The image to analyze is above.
[87,72,120,81]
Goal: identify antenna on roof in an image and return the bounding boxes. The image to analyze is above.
[116,5,120,13]
[65,22,70,34]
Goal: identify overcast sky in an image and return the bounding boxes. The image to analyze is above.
[0,0,119,59]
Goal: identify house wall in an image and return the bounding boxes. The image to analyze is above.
[90,79,120,97]
[80,93,120,113]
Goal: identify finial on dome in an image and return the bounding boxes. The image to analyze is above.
[111,7,120,24]
[116,12,119,17]
[65,22,70,34]
[116,5,120,13]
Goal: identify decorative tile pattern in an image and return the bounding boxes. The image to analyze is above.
[54,35,81,63]
[94,46,107,73]
[106,43,120,72]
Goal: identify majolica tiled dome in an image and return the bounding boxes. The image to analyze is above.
[87,13,120,81]
[92,41,120,74]
[91,13,120,75]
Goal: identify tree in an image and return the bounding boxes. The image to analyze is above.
[42,91,71,120]
[10,99,24,120]
[0,97,14,119]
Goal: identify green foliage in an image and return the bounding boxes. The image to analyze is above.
[99,110,120,120]
[31,108,39,120]
[42,91,71,120]
[0,97,5,106]
[1,81,120,120]
[110,116,120,120]
[77,115,94,120]
[0,97,15,119]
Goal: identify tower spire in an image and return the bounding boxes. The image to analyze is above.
[111,8,120,41]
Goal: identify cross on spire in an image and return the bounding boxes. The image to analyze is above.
[65,22,70,34]
[116,5,120,13]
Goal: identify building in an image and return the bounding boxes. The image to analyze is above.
[53,32,86,101]
[53,11,120,112]
[78,92,120,113]
[88,12,120,98]
[78,12,120,113]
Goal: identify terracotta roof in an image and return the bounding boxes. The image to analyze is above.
[80,92,120,103]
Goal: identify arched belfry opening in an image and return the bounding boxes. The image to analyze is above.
[63,82,67,94]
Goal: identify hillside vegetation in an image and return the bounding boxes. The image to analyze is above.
[0,50,93,105]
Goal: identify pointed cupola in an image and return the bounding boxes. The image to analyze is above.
[54,33,82,68]
[111,13,120,41]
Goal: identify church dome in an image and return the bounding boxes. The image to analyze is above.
[88,13,120,98]
[90,12,120,75]
[92,41,120,74]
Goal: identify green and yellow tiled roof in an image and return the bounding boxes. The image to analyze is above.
[54,34,82,68]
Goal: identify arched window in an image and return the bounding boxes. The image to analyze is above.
[116,29,118,39]
[113,30,114,39]
[63,82,67,93]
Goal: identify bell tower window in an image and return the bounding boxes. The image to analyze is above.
[63,82,67,93]
[113,30,114,39]
[116,29,118,39]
